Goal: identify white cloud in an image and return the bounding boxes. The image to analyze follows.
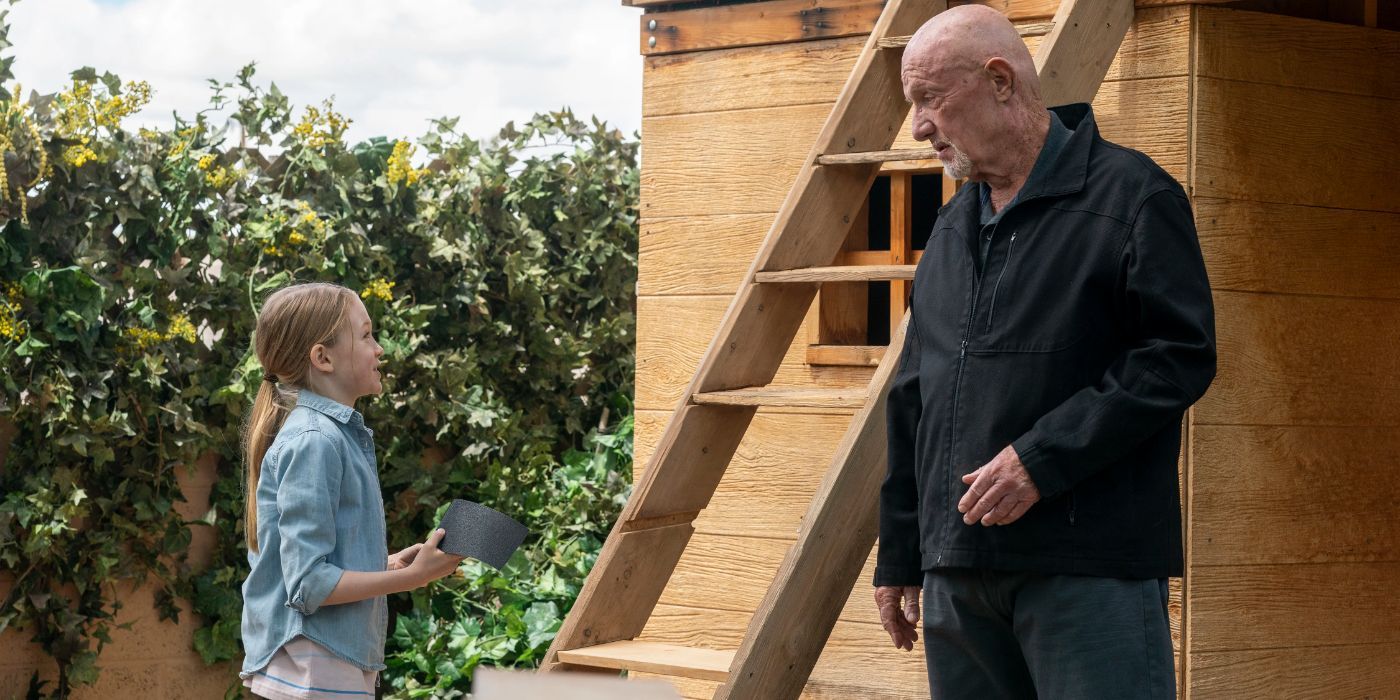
[8,0,642,142]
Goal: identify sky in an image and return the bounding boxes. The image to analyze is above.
[8,0,643,144]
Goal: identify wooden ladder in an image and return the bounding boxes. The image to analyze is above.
[542,0,1134,696]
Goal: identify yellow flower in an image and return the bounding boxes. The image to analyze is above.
[360,278,394,302]
[205,164,240,190]
[287,231,307,246]
[165,314,197,344]
[196,154,216,171]
[263,243,281,256]
[63,144,98,168]
[124,326,164,350]
[0,294,25,343]
[293,100,351,150]
[386,140,424,187]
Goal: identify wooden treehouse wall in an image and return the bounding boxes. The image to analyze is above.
[632,2,1193,697]
[1183,7,1400,696]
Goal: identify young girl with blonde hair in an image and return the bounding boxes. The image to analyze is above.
[240,282,461,699]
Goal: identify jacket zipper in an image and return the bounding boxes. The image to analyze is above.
[1068,490,1077,525]
[984,232,1018,332]
[944,254,984,560]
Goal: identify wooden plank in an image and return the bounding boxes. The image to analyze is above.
[1194,291,1400,427]
[1032,0,1134,106]
[888,174,912,335]
[1190,642,1400,699]
[693,386,868,409]
[636,295,874,411]
[557,641,733,682]
[879,20,1054,47]
[640,6,1188,119]
[1190,425,1400,567]
[718,315,907,698]
[541,524,696,670]
[642,103,828,219]
[806,344,886,366]
[640,605,929,692]
[819,199,871,344]
[1192,77,1400,212]
[817,147,940,165]
[1196,198,1400,299]
[756,265,918,282]
[640,214,773,296]
[1188,562,1400,651]
[1195,5,1400,99]
[634,409,852,539]
[640,0,885,57]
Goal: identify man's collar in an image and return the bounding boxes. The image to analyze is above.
[296,389,356,424]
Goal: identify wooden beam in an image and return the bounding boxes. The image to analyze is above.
[817,147,940,165]
[556,640,735,683]
[879,20,1055,48]
[693,386,869,409]
[806,344,887,366]
[756,265,917,283]
[715,315,909,699]
[888,172,912,335]
[1034,0,1135,107]
[640,0,885,56]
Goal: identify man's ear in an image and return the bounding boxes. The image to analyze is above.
[308,343,334,374]
[983,57,1016,102]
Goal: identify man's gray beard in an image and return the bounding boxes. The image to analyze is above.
[940,144,973,180]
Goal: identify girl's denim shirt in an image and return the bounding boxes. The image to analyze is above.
[241,390,388,674]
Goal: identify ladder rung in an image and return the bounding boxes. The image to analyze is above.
[807,344,887,367]
[556,640,734,682]
[693,386,868,409]
[879,21,1056,49]
[755,265,916,283]
[816,147,938,165]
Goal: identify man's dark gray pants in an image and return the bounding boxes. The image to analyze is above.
[922,569,1175,699]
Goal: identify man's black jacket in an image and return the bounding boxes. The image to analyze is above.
[875,104,1216,585]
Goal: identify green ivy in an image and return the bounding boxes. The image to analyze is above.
[0,19,638,698]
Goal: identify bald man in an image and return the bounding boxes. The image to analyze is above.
[873,6,1215,698]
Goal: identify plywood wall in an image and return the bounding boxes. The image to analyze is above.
[1184,7,1400,696]
[633,3,1193,697]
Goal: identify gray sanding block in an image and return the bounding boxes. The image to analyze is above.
[436,499,529,570]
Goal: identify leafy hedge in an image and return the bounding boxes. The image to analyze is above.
[0,12,638,696]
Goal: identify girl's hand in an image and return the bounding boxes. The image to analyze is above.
[406,529,465,587]
[387,543,423,570]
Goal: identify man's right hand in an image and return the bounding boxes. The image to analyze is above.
[875,585,922,650]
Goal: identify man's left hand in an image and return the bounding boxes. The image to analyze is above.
[388,543,424,570]
[957,445,1041,526]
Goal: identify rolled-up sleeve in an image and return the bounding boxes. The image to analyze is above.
[274,429,346,615]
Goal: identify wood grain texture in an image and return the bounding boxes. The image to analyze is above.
[1196,198,1400,299]
[636,295,874,411]
[755,264,917,282]
[1189,425,1400,567]
[644,77,1188,219]
[693,386,869,408]
[1188,562,1400,652]
[1033,0,1134,107]
[1195,5,1400,99]
[634,409,853,539]
[1194,291,1400,427]
[1192,77,1400,212]
[806,344,887,366]
[639,604,928,692]
[640,0,885,57]
[1189,642,1400,699]
[557,640,732,681]
[718,318,905,698]
[640,5,1187,119]
[639,214,774,296]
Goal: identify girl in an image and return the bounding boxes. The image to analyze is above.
[240,282,462,699]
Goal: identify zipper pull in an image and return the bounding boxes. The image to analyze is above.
[960,339,967,359]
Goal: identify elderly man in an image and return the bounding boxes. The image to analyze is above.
[873,5,1216,699]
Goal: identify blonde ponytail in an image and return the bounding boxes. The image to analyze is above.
[241,282,356,553]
